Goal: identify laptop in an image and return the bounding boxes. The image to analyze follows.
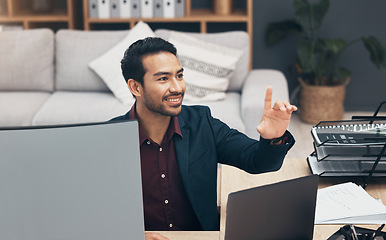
[0,121,145,240]
[225,174,319,240]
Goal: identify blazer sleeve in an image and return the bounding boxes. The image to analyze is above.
[206,108,295,174]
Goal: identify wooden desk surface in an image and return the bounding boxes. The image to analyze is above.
[219,158,386,240]
[149,231,219,240]
[149,157,385,240]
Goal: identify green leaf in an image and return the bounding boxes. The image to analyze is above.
[336,67,351,79]
[265,19,303,46]
[294,0,329,35]
[297,38,314,73]
[296,38,326,77]
[321,38,348,55]
[362,36,386,69]
[314,39,333,77]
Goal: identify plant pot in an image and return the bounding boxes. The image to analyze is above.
[299,78,348,124]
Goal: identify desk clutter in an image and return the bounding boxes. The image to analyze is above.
[315,182,386,225]
[307,101,386,188]
[307,120,386,177]
[328,224,385,240]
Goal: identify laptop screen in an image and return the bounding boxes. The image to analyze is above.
[225,175,319,240]
[0,121,145,240]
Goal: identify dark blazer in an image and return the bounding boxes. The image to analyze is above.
[111,105,294,231]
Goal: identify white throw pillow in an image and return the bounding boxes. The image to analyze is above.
[88,21,155,105]
[168,31,243,102]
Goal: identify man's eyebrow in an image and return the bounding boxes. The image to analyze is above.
[153,68,184,76]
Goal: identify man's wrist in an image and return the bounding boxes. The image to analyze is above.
[265,131,291,145]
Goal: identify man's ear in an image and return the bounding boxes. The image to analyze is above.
[127,79,142,98]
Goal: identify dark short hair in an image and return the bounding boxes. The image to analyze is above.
[121,37,177,86]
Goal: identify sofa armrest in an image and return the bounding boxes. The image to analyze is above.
[241,69,289,139]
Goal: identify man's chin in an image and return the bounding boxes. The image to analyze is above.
[166,105,182,117]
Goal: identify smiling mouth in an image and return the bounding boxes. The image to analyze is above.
[167,98,181,102]
[164,94,184,104]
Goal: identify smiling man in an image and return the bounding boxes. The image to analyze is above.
[111,37,297,240]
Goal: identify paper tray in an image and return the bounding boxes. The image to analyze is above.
[307,155,386,177]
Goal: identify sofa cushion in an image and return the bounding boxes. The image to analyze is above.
[0,92,51,126]
[0,29,54,91]
[168,31,243,102]
[32,91,130,126]
[55,30,129,92]
[88,21,155,105]
[155,29,249,92]
[184,92,246,133]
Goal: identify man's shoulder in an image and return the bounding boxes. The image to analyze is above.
[181,104,211,113]
[180,105,211,118]
[109,111,130,122]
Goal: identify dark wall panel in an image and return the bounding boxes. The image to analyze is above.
[251,0,386,111]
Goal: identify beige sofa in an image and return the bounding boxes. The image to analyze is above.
[0,28,289,139]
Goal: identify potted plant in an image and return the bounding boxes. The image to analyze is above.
[265,0,386,124]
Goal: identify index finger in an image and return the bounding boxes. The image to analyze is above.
[264,86,273,110]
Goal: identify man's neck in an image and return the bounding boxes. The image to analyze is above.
[135,104,171,145]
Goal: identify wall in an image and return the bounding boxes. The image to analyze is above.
[251,0,386,111]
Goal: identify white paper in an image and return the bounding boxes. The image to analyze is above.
[315,182,386,224]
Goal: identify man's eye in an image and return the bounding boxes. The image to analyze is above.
[158,77,167,81]
[177,74,184,79]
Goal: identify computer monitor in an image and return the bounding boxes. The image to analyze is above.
[0,121,145,240]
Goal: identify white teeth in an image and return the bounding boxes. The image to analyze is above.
[168,98,179,102]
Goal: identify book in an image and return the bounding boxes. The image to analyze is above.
[163,0,175,18]
[154,0,163,18]
[141,0,154,18]
[110,0,120,18]
[119,0,131,18]
[89,0,99,18]
[131,0,140,18]
[312,122,386,146]
[98,0,111,18]
[175,0,185,17]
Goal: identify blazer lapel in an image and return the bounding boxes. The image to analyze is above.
[174,115,190,193]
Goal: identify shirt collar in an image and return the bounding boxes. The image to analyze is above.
[128,102,183,144]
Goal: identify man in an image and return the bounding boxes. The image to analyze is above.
[111,37,297,240]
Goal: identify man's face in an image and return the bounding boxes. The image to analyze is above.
[139,52,186,117]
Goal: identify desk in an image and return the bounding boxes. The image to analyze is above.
[220,158,386,240]
[150,231,219,239]
[149,157,386,240]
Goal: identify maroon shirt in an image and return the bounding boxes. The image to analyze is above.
[128,104,202,231]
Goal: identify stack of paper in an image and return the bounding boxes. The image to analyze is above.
[315,182,386,224]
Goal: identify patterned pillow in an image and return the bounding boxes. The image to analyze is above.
[88,21,155,105]
[168,31,243,102]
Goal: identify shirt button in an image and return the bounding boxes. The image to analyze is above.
[147,141,151,145]
[159,147,163,152]
[161,173,166,179]
[169,224,173,228]
[164,199,169,204]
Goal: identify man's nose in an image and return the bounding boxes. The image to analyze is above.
[169,78,183,92]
